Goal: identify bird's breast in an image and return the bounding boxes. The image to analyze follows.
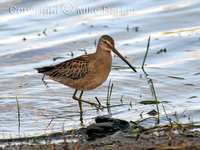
[86,53,112,90]
[96,53,112,80]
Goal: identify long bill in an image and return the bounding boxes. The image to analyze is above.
[112,48,137,72]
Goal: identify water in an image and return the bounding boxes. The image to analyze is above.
[0,0,200,139]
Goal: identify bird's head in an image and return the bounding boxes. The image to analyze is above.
[97,35,137,72]
[98,35,115,52]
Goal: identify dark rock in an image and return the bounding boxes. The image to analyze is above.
[86,116,130,140]
[95,116,130,130]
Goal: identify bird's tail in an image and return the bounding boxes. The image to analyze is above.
[35,66,54,73]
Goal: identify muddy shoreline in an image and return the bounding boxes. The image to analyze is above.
[2,116,200,150]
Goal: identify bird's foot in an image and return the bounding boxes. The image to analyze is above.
[72,96,104,110]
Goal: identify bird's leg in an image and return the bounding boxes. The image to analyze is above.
[42,74,48,88]
[72,90,104,109]
[78,91,83,125]
[73,89,78,99]
[72,89,83,125]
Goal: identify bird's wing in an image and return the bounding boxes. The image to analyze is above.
[46,55,90,80]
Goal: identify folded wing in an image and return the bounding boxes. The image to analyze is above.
[36,56,89,80]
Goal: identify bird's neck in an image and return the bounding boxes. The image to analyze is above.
[95,48,112,68]
[96,48,111,58]
[96,46,111,54]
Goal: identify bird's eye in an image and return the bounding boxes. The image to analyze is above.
[102,39,107,43]
[102,39,112,48]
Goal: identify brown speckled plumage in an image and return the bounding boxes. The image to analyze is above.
[48,57,89,80]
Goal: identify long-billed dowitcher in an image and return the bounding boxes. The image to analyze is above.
[35,35,137,121]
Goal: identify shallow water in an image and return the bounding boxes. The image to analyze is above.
[0,0,200,139]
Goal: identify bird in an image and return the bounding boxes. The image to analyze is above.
[35,35,137,122]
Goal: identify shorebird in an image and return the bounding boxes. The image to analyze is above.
[35,35,137,121]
